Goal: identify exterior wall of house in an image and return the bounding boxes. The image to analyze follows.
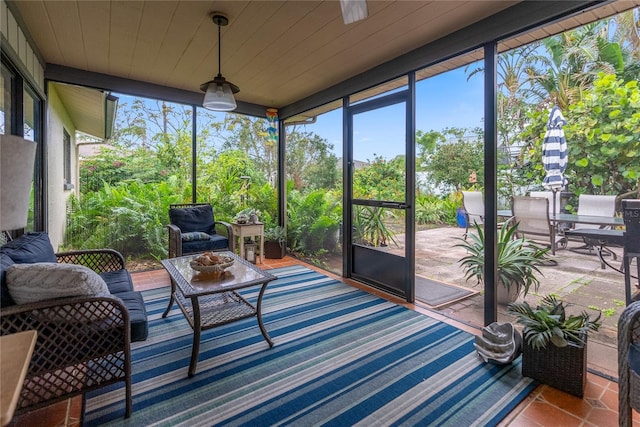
[46,85,79,250]
[0,0,45,93]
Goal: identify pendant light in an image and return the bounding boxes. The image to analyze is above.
[201,14,239,111]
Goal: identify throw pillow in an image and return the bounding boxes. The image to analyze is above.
[0,254,16,307]
[6,262,111,305]
[0,232,57,263]
[181,231,212,242]
[169,205,216,235]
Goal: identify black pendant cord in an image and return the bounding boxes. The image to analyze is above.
[217,24,222,77]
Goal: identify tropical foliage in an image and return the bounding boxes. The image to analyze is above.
[64,9,639,269]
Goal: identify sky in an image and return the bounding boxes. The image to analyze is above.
[114,63,484,160]
[301,66,485,161]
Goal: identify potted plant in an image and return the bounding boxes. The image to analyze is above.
[264,226,286,259]
[507,295,601,397]
[353,206,398,248]
[456,222,548,304]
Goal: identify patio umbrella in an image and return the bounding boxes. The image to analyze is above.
[541,105,568,215]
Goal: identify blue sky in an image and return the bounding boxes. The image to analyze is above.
[114,64,484,160]
[302,66,485,160]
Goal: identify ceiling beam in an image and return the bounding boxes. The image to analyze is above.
[44,64,269,118]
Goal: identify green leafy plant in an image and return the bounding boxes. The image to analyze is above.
[353,206,398,247]
[507,295,602,350]
[456,221,548,297]
[264,226,286,244]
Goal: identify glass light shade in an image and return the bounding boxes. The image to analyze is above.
[0,135,37,230]
[203,82,237,111]
[340,0,368,24]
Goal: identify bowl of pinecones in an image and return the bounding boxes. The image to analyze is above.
[190,252,234,274]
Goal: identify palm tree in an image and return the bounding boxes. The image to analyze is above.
[527,23,625,109]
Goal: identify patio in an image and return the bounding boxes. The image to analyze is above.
[402,224,626,377]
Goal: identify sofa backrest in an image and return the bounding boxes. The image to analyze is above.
[0,232,56,307]
[169,204,216,235]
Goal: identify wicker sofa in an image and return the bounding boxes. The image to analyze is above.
[0,232,148,418]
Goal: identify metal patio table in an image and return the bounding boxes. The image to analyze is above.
[161,252,276,376]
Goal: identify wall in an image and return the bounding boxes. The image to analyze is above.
[46,85,78,250]
[2,0,74,250]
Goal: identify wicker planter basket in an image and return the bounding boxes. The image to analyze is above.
[264,241,285,259]
[522,336,587,397]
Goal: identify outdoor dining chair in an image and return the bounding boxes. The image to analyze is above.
[511,196,566,256]
[462,191,484,239]
[569,194,618,258]
[529,191,561,215]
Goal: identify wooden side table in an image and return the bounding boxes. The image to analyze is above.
[231,222,264,264]
[1,330,37,426]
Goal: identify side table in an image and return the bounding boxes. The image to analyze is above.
[231,222,264,264]
[1,330,37,426]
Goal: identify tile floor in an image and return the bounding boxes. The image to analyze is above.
[9,256,639,426]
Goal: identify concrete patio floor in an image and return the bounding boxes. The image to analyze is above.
[398,225,632,378]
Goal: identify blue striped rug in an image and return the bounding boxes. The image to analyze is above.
[84,266,534,426]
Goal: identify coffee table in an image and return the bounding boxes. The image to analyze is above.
[161,251,277,377]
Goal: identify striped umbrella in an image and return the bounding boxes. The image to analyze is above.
[541,106,568,214]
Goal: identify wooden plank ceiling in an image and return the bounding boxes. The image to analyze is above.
[12,0,520,108]
[9,1,640,113]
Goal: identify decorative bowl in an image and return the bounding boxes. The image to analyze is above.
[190,255,235,273]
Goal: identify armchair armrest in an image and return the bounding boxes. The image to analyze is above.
[56,249,126,273]
[618,302,640,426]
[215,220,233,243]
[166,224,182,258]
[0,296,132,417]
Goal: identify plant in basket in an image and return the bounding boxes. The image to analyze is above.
[264,226,286,259]
[507,295,601,397]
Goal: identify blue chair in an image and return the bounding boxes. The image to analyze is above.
[167,203,232,258]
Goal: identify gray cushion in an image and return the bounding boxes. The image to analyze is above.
[6,262,111,305]
[1,254,16,307]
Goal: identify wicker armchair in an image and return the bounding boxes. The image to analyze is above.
[167,203,233,258]
[0,248,135,418]
[619,301,640,427]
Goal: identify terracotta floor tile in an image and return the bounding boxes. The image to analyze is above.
[588,372,612,388]
[9,400,68,427]
[539,386,593,418]
[586,407,619,427]
[583,379,606,400]
[503,414,544,426]
[600,388,619,411]
[521,401,584,426]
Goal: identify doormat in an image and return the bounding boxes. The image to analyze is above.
[415,275,478,308]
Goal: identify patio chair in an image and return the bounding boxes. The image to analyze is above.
[167,203,233,258]
[511,196,566,256]
[571,194,617,260]
[462,191,484,239]
[529,191,561,215]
